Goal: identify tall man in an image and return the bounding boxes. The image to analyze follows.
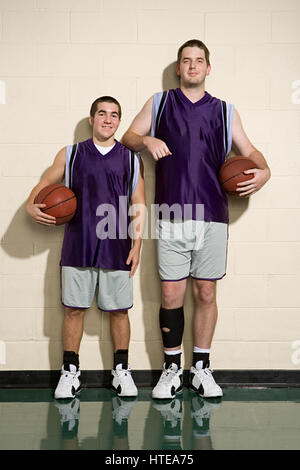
[122,39,270,400]
[26,96,145,399]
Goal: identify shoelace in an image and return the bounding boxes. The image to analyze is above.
[59,370,77,388]
[159,367,177,383]
[199,368,218,387]
[116,368,132,379]
[166,401,183,422]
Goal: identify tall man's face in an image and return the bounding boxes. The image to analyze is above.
[176,46,211,88]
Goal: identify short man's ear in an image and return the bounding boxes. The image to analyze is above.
[206,64,211,76]
[175,63,180,77]
[89,116,93,127]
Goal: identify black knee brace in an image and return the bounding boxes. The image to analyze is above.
[159,306,184,349]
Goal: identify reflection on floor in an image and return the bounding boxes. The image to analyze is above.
[0,387,299,450]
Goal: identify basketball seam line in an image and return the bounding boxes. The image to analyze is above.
[42,195,76,212]
[221,171,250,185]
[38,185,64,204]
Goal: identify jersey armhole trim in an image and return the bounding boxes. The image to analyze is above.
[65,143,78,189]
[151,91,168,137]
[128,151,140,201]
[221,101,234,157]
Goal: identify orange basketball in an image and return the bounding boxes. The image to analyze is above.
[34,184,77,225]
[219,156,257,196]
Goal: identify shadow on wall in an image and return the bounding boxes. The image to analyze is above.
[74,118,92,144]
[138,62,249,371]
[2,197,66,371]
[1,122,95,373]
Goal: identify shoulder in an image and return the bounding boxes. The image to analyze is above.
[117,140,139,159]
[152,90,171,111]
[153,89,172,102]
[217,95,234,110]
[205,92,234,107]
[117,140,131,152]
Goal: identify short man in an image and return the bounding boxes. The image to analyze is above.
[122,39,270,400]
[26,96,145,399]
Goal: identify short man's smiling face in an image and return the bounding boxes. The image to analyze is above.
[90,102,121,143]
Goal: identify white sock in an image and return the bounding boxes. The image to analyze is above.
[193,347,211,353]
[193,347,211,370]
[164,349,182,355]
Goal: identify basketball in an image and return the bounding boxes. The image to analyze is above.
[34,184,77,225]
[218,156,258,196]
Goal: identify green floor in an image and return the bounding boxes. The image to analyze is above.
[0,387,299,450]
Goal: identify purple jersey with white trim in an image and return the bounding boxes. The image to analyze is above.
[155,88,229,223]
[60,139,132,270]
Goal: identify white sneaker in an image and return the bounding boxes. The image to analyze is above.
[152,397,183,428]
[54,397,80,436]
[191,394,221,421]
[112,396,138,426]
[152,363,183,400]
[111,364,138,397]
[189,367,223,398]
[54,365,81,400]
[191,395,222,438]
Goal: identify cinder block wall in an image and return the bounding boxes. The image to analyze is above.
[0,0,300,371]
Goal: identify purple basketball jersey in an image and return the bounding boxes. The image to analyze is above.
[154,89,230,223]
[60,139,132,270]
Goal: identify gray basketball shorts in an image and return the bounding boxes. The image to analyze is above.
[61,267,133,312]
[156,220,228,281]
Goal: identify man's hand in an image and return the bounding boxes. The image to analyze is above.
[126,244,141,278]
[143,136,172,161]
[26,202,56,226]
[236,168,270,197]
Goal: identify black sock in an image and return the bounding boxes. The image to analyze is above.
[165,352,181,369]
[193,352,210,369]
[63,350,79,371]
[113,419,128,438]
[114,349,128,369]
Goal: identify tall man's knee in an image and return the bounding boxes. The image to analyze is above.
[110,310,128,319]
[201,288,215,305]
[159,306,184,348]
[65,307,85,318]
[194,282,216,305]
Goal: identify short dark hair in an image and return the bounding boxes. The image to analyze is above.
[177,39,210,66]
[90,96,122,119]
